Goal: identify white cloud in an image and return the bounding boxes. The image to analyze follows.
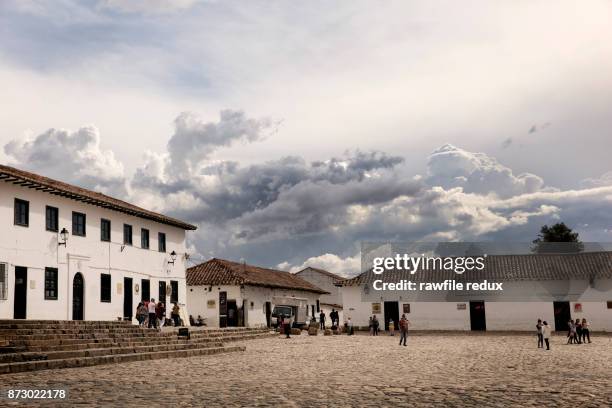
[3,125,127,196]
[98,0,202,14]
[279,253,361,278]
[426,144,545,198]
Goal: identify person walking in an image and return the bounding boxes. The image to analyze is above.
[156,301,166,329]
[581,318,591,343]
[399,314,410,346]
[147,298,157,329]
[542,321,551,350]
[319,310,326,330]
[284,315,291,338]
[536,319,544,348]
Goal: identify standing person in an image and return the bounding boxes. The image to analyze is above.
[137,302,147,327]
[399,314,410,346]
[567,320,576,344]
[574,318,582,344]
[388,319,395,336]
[581,318,591,343]
[147,298,157,329]
[542,321,551,350]
[373,316,380,336]
[347,317,354,335]
[368,317,373,335]
[330,309,337,327]
[156,301,166,328]
[536,319,544,348]
[171,303,181,327]
[319,310,326,330]
[284,315,291,339]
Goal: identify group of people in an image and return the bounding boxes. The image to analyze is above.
[318,309,340,329]
[566,318,591,344]
[136,299,182,329]
[367,315,411,346]
[368,315,381,336]
[535,317,592,350]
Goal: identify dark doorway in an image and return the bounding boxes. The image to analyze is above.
[158,280,166,302]
[13,267,27,319]
[469,301,486,331]
[72,272,84,320]
[265,301,272,328]
[141,279,150,302]
[227,300,238,327]
[383,301,399,331]
[123,277,133,321]
[219,291,227,328]
[553,301,571,332]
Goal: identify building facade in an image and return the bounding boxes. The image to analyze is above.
[0,165,196,322]
[187,259,328,328]
[295,267,344,323]
[339,252,612,331]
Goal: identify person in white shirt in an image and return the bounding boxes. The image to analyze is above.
[147,298,157,329]
[542,321,551,350]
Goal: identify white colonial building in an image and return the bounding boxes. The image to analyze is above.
[0,164,196,322]
[187,258,328,328]
[339,252,612,332]
[295,266,344,324]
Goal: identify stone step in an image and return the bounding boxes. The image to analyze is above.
[19,332,274,352]
[0,345,246,374]
[0,341,226,364]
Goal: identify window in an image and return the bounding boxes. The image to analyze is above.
[123,224,133,245]
[45,267,58,300]
[0,263,7,300]
[141,279,150,302]
[14,199,29,227]
[170,280,178,303]
[316,299,320,312]
[141,228,150,249]
[100,274,111,302]
[72,212,86,236]
[46,206,58,232]
[158,232,166,252]
[101,219,111,242]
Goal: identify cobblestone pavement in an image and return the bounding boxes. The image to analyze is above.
[2,332,611,407]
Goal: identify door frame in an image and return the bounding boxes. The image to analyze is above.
[383,301,399,331]
[553,301,571,332]
[13,266,27,319]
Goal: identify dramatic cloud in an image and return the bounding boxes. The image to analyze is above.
[4,126,127,196]
[166,110,274,178]
[426,144,545,198]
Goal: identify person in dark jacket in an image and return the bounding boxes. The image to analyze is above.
[536,319,544,348]
[319,311,326,330]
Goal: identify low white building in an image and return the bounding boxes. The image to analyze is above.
[0,164,196,322]
[295,266,344,324]
[187,258,328,328]
[339,252,612,332]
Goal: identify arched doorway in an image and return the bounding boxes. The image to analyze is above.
[72,272,84,320]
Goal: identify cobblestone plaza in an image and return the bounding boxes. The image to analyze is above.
[2,332,611,407]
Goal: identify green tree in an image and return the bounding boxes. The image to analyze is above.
[532,222,583,253]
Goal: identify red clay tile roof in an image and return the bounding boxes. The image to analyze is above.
[0,164,197,230]
[338,252,612,286]
[295,266,345,283]
[187,258,329,294]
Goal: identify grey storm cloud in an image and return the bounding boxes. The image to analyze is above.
[3,125,127,196]
[166,110,274,177]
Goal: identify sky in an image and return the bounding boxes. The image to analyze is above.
[2,0,612,276]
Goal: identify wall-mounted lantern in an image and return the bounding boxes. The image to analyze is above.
[167,251,178,265]
[58,228,69,247]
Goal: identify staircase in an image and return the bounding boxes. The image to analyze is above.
[0,320,275,374]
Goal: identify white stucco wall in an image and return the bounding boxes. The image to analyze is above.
[0,181,189,322]
[341,284,612,331]
[187,284,321,328]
